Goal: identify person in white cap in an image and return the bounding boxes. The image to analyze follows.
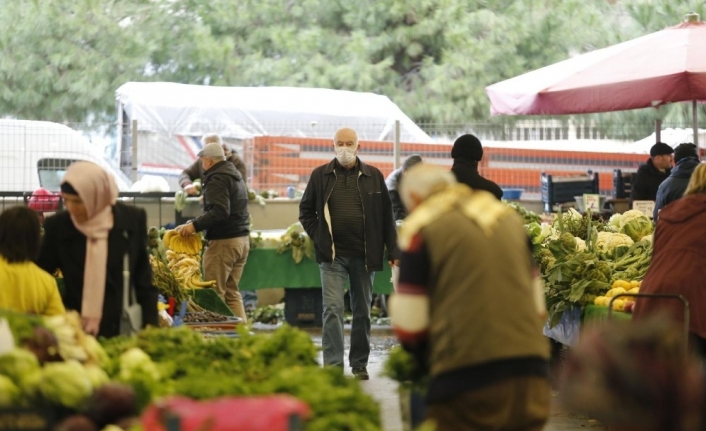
[175,142,250,321]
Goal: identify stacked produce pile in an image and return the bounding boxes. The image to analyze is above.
[0,309,384,431]
[594,279,641,312]
[515,206,655,327]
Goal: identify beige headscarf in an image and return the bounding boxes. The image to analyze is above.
[61,162,119,331]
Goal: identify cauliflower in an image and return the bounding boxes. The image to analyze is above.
[608,213,622,230]
[594,231,633,260]
[575,237,586,252]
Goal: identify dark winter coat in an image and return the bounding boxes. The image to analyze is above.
[299,158,400,271]
[634,193,706,338]
[192,160,249,240]
[37,203,158,338]
[630,158,670,202]
[653,157,700,220]
[451,160,503,200]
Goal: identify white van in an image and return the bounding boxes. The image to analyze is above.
[0,119,131,192]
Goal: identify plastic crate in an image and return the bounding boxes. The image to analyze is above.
[541,172,599,213]
[612,169,636,199]
[284,288,323,327]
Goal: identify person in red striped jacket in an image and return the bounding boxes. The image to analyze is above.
[389,163,550,431]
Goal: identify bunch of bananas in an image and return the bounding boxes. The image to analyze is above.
[162,229,202,255]
[163,230,216,289]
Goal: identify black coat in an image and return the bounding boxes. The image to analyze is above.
[192,160,250,240]
[451,160,503,200]
[37,203,158,338]
[299,158,400,271]
[630,158,670,202]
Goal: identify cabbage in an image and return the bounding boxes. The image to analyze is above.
[85,364,110,389]
[619,210,653,242]
[0,375,20,407]
[526,222,553,245]
[40,360,93,409]
[0,348,40,384]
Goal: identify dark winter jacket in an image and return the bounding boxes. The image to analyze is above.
[653,157,700,220]
[299,158,400,271]
[634,193,706,338]
[37,203,159,338]
[192,160,249,240]
[451,159,503,200]
[178,150,247,187]
[630,158,670,202]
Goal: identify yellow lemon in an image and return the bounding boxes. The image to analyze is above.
[594,296,604,306]
[612,299,626,312]
[630,280,640,288]
[628,287,640,295]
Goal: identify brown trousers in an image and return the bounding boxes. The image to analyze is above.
[426,376,551,431]
[203,236,250,322]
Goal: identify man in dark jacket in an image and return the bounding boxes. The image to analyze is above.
[654,143,700,221]
[176,142,250,321]
[630,142,674,203]
[299,127,400,380]
[385,154,423,221]
[179,133,247,195]
[450,134,503,200]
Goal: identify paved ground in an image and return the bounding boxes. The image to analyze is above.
[295,325,601,431]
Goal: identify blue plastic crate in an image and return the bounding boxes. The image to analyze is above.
[502,188,524,200]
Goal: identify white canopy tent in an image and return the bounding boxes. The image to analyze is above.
[115,82,432,142]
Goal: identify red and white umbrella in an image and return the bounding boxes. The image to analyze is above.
[485,13,706,144]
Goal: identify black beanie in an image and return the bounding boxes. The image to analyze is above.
[649,142,674,158]
[452,134,483,161]
[674,143,699,162]
[60,181,79,195]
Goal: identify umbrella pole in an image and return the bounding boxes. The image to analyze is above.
[693,99,699,146]
[655,119,661,143]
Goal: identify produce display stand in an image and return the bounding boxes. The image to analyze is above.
[544,305,632,347]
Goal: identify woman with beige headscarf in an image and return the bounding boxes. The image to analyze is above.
[37,161,158,337]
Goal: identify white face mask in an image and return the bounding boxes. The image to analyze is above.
[335,146,357,166]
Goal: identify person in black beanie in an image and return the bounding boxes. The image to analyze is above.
[630,142,674,204]
[654,143,701,220]
[450,134,503,200]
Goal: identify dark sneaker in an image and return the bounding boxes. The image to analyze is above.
[352,367,370,380]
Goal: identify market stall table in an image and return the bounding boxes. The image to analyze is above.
[239,247,393,294]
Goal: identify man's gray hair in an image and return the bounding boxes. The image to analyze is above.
[399,163,457,210]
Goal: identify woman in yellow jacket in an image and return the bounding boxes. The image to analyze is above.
[0,206,64,316]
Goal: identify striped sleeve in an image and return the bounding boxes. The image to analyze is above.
[389,232,430,346]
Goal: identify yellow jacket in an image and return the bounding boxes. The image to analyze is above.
[0,256,65,316]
